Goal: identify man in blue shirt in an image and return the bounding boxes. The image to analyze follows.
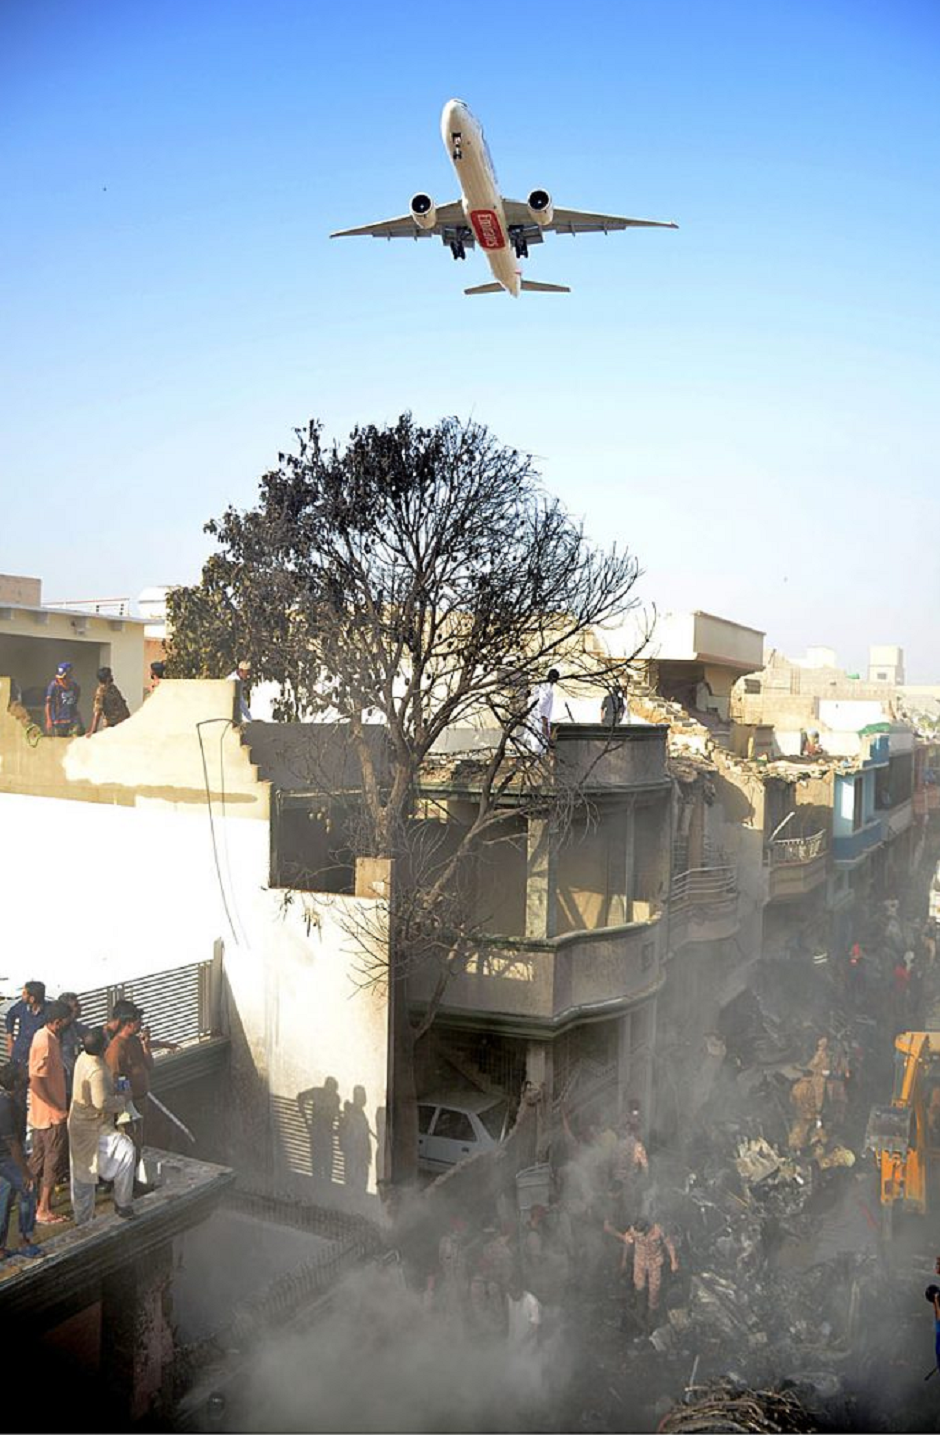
[57,992,90,1102]
[0,1062,42,1259]
[5,981,47,1070]
[44,661,84,736]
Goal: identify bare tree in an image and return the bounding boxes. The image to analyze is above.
[168,413,647,1180]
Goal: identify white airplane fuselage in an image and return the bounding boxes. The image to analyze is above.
[440,99,520,296]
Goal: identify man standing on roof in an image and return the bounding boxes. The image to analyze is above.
[527,669,559,752]
[5,981,47,1073]
[87,667,130,735]
[28,1000,72,1225]
[45,662,83,736]
[226,659,253,724]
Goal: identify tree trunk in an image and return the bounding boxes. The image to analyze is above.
[387,970,419,1185]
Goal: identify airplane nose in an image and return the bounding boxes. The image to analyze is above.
[441,98,466,139]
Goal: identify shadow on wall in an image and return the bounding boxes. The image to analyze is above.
[266,1079,385,1211]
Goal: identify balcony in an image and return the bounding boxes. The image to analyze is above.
[883,797,913,841]
[914,786,940,817]
[766,830,828,901]
[410,911,665,1032]
[553,723,670,793]
[669,866,739,944]
[833,816,885,867]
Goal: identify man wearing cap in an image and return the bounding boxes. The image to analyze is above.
[44,662,84,736]
[226,659,253,724]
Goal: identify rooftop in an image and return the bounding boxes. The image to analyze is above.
[0,1148,234,1323]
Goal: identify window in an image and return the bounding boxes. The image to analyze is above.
[418,1104,436,1135]
[478,1101,509,1141]
[433,1108,475,1142]
[853,779,864,831]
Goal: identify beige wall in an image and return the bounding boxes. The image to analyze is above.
[648,611,764,669]
[0,575,42,605]
[556,812,628,933]
[0,677,267,814]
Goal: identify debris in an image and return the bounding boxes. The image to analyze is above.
[657,1381,817,1432]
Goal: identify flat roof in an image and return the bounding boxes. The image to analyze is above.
[0,602,147,625]
[0,1147,234,1323]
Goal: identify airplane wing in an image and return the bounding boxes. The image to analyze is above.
[502,199,678,236]
[331,200,468,240]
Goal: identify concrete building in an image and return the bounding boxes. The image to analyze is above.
[409,722,673,1122]
[0,676,390,1208]
[869,644,905,685]
[0,573,149,722]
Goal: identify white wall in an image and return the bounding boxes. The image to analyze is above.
[817,699,887,732]
[0,789,389,1205]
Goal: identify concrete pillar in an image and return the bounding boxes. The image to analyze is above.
[525,818,557,940]
[623,803,636,917]
[618,1002,657,1131]
[100,1244,176,1426]
[525,1041,553,1161]
[525,1041,552,1092]
[688,791,705,869]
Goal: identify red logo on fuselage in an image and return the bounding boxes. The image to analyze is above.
[470,209,506,250]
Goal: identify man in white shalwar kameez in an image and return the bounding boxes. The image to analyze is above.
[67,1028,137,1223]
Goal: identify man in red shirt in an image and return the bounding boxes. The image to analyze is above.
[104,1005,151,1163]
[28,1000,72,1224]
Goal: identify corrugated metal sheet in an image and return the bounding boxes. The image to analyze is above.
[77,960,212,1046]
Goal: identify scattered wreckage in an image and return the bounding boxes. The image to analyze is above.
[657,1380,817,1433]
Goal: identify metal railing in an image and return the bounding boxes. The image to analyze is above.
[670,866,737,909]
[767,829,827,866]
[77,957,218,1046]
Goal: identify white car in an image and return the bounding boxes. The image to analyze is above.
[417,1090,512,1175]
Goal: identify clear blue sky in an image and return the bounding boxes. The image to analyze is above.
[2,0,938,676]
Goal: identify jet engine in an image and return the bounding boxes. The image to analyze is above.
[410,193,437,230]
[527,189,554,226]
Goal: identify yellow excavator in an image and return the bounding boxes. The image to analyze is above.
[866,1031,940,1234]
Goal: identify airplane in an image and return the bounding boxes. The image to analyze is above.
[330,98,678,297]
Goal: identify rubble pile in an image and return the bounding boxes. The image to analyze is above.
[657,1381,817,1433]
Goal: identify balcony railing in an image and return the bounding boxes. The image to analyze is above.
[833,817,885,866]
[670,865,738,908]
[411,913,665,1026]
[766,830,828,900]
[767,830,827,865]
[76,957,221,1047]
[669,866,739,945]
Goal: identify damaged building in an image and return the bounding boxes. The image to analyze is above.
[4,585,940,1431]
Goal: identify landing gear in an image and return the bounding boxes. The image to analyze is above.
[451,131,463,161]
[450,238,466,261]
[509,227,529,260]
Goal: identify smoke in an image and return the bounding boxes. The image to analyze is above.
[238,1262,569,1433]
[187,842,940,1433]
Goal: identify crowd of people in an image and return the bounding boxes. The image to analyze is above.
[416,1100,680,1355]
[0,979,179,1261]
[7,655,255,742]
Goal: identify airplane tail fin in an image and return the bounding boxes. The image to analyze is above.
[464,282,504,295]
[521,279,570,293]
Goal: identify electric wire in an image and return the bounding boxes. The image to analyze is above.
[196,718,240,946]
